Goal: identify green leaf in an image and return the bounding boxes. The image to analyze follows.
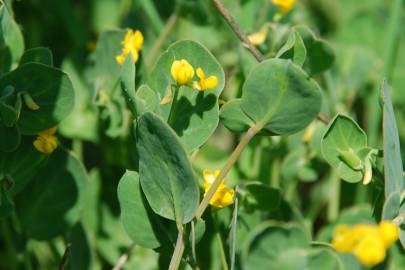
[93,30,126,95]
[117,170,168,249]
[321,114,369,183]
[147,40,225,152]
[0,63,75,134]
[136,112,200,224]
[0,100,17,126]
[0,121,19,152]
[58,58,99,142]
[68,223,93,270]
[382,191,400,220]
[277,28,307,67]
[0,2,24,74]
[17,148,86,240]
[135,84,159,115]
[381,81,404,197]
[19,47,53,66]
[219,99,254,133]
[307,248,343,270]
[241,58,322,135]
[0,137,46,194]
[295,26,335,74]
[242,222,310,270]
[244,182,281,211]
[0,177,14,219]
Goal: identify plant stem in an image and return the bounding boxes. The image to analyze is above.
[112,243,135,270]
[196,126,259,219]
[367,0,403,146]
[212,212,229,270]
[211,0,330,125]
[168,230,185,270]
[167,86,180,126]
[146,13,178,67]
[212,0,264,62]
[327,170,340,222]
[139,0,164,34]
[168,126,259,270]
[1,221,18,270]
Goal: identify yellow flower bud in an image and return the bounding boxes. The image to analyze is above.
[33,127,58,155]
[379,221,399,248]
[194,68,218,91]
[203,169,235,209]
[116,29,144,65]
[353,234,386,267]
[171,59,195,85]
[272,0,296,14]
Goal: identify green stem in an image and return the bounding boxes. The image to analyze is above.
[212,213,229,270]
[1,220,18,270]
[146,13,178,67]
[196,126,259,219]
[139,0,164,34]
[367,0,403,146]
[167,86,180,126]
[327,171,340,222]
[168,229,185,270]
[72,140,83,163]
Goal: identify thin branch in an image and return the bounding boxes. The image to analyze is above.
[317,112,331,125]
[212,0,264,62]
[59,244,71,270]
[112,243,135,270]
[211,0,331,125]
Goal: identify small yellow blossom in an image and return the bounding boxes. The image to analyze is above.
[194,68,218,91]
[379,221,400,247]
[248,24,270,46]
[353,234,386,267]
[33,127,58,154]
[272,0,296,14]
[171,59,195,85]
[116,29,144,65]
[203,169,235,208]
[331,221,399,267]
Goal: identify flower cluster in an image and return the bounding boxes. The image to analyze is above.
[116,29,144,65]
[203,169,235,208]
[272,0,296,14]
[171,59,218,91]
[331,221,399,267]
[33,127,58,154]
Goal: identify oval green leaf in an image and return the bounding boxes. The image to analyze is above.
[136,112,199,224]
[16,148,86,240]
[241,58,322,135]
[117,170,168,249]
[0,63,75,134]
[321,114,368,183]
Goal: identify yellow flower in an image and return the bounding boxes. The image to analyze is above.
[116,29,144,65]
[248,23,270,46]
[203,169,235,208]
[379,221,400,248]
[194,68,218,91]
[171,59,195,85]
[331,221,399,267]
[272,0,296,14]
[33,127,58,154]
